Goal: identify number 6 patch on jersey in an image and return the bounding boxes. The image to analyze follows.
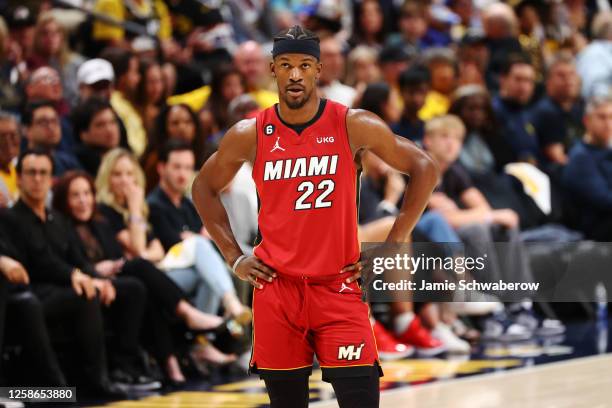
[264,124,275,135]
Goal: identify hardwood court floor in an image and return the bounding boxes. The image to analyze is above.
[94,321,612,407]
[313,354,612,408]
[96,354,612,407]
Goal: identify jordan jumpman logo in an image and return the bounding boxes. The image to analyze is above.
[339,282,354,293]
[270,137,286,152]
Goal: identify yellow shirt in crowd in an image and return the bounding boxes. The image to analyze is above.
[167,86,279,112]
[111,91,147,157]
[0,163,18,204]
[93,0,172,41]
[418,91,451,121]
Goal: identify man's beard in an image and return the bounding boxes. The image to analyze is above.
[169,179,188,196]
[39,138,60,149]
[283,88,313,110]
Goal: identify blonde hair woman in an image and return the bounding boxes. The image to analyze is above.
[96,148,249,319]
[94,149,240,381]
[96,148,161,261]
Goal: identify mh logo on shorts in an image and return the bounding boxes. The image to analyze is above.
[337,343,365,361]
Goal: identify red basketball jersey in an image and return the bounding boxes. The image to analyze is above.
[252,99,360,278]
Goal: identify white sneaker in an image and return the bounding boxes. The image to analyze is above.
[448,301,504,316]
[0,397,24,408]
[432,323,471,354]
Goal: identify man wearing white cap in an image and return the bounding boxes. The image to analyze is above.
[76,58,115,104]
[76,59,129,153]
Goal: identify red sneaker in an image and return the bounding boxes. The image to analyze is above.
[372,320,414,361]
[395,316,446,357]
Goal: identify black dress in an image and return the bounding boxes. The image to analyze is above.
[74,211,188,362]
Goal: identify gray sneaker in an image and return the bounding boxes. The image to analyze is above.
[481,313,534,342]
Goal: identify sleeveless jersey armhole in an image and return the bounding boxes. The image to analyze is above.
[252,115,262,180]
[341,107,358,174]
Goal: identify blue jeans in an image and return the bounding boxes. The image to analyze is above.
[416,211,461,243]
[166,236,236,315]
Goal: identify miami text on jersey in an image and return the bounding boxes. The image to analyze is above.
[263,154,339,181]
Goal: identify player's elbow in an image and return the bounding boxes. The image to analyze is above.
[414,150,440,188]
[192,168,213,206]
[192,170,205,196]
[192,159,224,202]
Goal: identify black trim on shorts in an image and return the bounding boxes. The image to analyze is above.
[250,364,313,380]
[321,361,383,382]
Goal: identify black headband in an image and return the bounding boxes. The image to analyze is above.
[272,39,320,60]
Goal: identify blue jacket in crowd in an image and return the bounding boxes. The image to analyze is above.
[492,95,540,164]
[562,141,612,240]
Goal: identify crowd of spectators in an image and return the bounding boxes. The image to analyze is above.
[0,0,611,403]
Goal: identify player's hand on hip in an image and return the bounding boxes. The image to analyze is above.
[342,261,363,283]
[234,256,277,289]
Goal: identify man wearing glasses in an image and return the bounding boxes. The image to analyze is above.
[23,101,81,177]
[25,67,78,154]
[3,148,130,399]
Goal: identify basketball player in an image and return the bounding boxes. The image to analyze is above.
[192,26,439,408]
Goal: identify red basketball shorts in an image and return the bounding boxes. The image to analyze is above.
[249,271,382,382]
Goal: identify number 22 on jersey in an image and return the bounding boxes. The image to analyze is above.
[295,179,335,210]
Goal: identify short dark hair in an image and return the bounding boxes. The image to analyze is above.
[72,97,114,138]
[22,100,57,127]
[16,147,55,175]
[158,139,194,163]
[423,47,457,68]
[398,66,430,90]
[378,43,416,64]
[499,53,533,76]
[100,47,134,80]
[544,51,575,78]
